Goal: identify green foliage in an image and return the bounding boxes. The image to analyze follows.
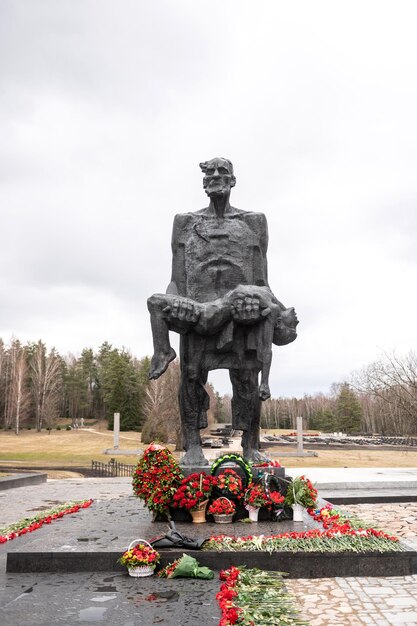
[283,475,318,507]
[100,347,145,431]
[336,383,362,433]
[214,391,227,423]
[309,408,338,432]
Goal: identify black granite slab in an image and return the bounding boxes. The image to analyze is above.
[0,472,47,491]
[4,495,416,578]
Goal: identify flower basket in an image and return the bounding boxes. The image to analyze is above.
[213,513,234,524]
[209,497,235,524]
[172,472,217,519]
[128,565,155,577]
[191,500,208,523]
[118,539,159,576]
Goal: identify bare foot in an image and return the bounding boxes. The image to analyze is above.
[259,382,271,401]
[180,446,209,467]
[149,347,176,379]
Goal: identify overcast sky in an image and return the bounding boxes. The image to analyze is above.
[1,0,417,398]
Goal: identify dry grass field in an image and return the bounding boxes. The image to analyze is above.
[1,426,417,472]
[0,427,145,466]
[269,448,417,468]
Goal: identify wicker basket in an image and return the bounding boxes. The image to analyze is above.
[211,497,235,524]
[213,513,234,524]
[126,539,155,577]
[190,500,208,523]
[128,565,154,577]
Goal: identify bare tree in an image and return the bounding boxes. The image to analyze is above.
[221,393,233,423]
[0,339,5,427]
[141,359,181,448]
[9,341,31,434]
[28,341,63,431]
[352,350,417,435]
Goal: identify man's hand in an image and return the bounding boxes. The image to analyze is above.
[230,293,270,324]
[162,299,201,323]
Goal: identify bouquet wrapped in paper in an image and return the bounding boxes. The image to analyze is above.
[157,554,213,579]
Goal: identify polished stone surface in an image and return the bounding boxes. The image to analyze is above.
[1,478,417,624]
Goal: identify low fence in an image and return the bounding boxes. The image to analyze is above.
[91,459,136,477]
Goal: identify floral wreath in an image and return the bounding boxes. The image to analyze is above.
[210,453,252,488]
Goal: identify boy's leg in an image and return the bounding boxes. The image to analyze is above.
[147,294,177,379]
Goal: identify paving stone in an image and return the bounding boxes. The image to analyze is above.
[384,596,417,607]
[383,612,417,624]
[365,586,398,595]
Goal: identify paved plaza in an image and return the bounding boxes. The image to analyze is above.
[0,474,417,625]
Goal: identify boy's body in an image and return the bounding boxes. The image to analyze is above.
[148,285,298,401]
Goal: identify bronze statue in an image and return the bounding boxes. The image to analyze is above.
[148,158,298,466]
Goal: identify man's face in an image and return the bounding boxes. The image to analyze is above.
[203,158,236,198]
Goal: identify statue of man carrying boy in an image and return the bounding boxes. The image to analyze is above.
[148,157,298,466]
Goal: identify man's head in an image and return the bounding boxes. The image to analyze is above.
[199,157,236,198]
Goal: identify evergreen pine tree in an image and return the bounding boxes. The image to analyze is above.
[335,383,362,434]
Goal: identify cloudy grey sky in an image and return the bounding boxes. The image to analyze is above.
[1,0,417,398]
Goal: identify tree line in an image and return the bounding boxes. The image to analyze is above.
[1,337,416,437]
[0,338,150,433]
[259,350,417,435]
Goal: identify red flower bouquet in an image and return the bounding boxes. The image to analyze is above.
[172,472,217,511]
[132,443,183,515]
[244,483,284,510]
[216,469,244,500]
[269,491,285,506]
[208,498,236,516]
[244,483,270,509]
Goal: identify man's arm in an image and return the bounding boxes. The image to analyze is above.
[166,214,187,296]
